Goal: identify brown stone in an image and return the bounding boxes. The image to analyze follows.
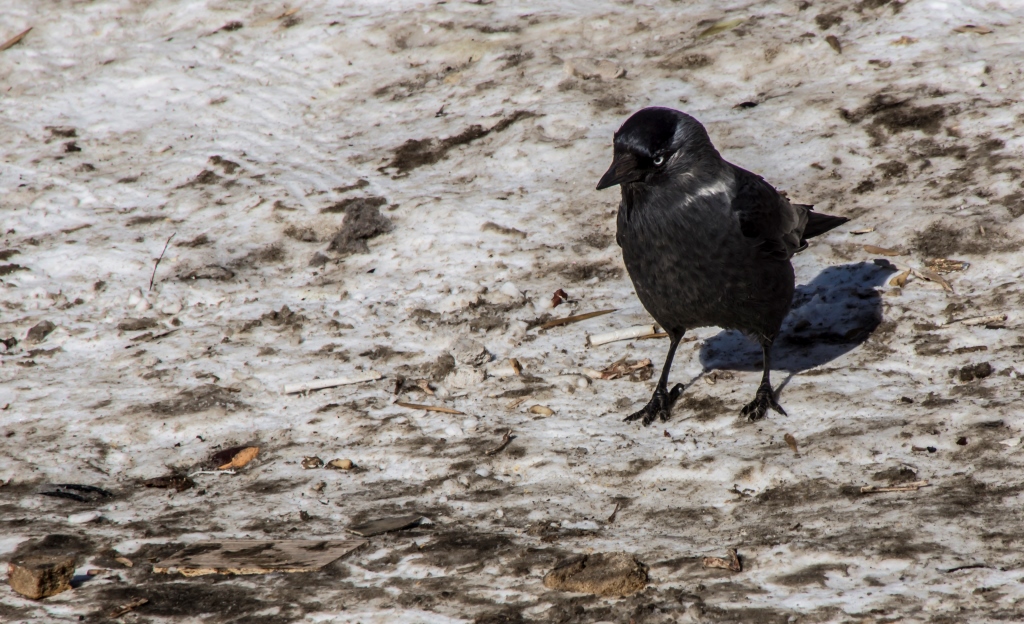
[8,554,76,599]
[543,552,648,597]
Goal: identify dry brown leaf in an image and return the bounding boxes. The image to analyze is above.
[892,36,918,45]
[926,258,969,274]
[953,24,992,34]
[702,548,742,572]
[114,556,134,568]
[218,446,259,470]
[551,289,569,308]
[912,268,953,293]
[326,458,354,470]
[825,35,841,54]
[889,270,910,287]
[415,379,434,395]
[0,27,32,52]
[509,358,522,375]
[599,358,652,380]
[395,401,465,415]
[529,405,554,416]
[863,244,902,256]
[784,433,798,455]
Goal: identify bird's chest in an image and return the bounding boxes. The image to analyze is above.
[616,196,753,326]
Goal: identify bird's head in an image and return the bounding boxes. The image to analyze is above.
[596,107,717,190]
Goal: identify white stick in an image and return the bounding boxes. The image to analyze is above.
[588,324,657,346]
[284,371,382,394]
[953,314,1007,327]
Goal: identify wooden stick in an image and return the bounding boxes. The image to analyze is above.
[109,597,148,618]
[539,309,616,330]
[0,27,32,52]
[149,233,175,291]
[284,371,382,394]
[588,324,657,346]
[395,401,465,415]
[860,480,929,493]
[484,429,514,455]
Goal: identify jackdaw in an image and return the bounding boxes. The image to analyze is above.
[597,107,848,424]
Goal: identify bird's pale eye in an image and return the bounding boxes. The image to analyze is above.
[653,155,665,166]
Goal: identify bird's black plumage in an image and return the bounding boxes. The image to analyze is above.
[597,107,849,424]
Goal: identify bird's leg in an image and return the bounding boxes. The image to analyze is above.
[741,339,787,421]
[625,333,686,426]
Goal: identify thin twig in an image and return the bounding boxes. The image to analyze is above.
[0,27,32,52]
[395,401,465,415]
[538,308,616,330]
[109,597,148,618]
[484,429,515,456]
[860,480,929,493]
[149,233,175,291]
[606,502,620,524]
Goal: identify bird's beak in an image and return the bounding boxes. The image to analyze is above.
[596,152,641,190]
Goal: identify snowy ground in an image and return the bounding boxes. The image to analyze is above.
[2,0,1024,621]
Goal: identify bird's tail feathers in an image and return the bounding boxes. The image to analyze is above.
[802,210,849,240]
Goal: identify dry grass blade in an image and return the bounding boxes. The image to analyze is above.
[109,597,148,618]
[952,313,1007,328]
[863,244,901,256]
[912,268,953,292]
[599,358,652,380]
[0,27,32,52]
[539,308,616,330]
[702,548,742,572]
[698,16,745,38]
[953,24,992,34]
[484,429,514,456]
[506,396,529,410]
[850,227,875,235]
[395,401,465,415]
[861,480,929,493]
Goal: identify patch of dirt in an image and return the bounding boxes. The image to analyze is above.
[554,261,623,282]
[679,394,730,422]
[481,221,527,239]
[839,94,948,142]
[140,385,246,416]
[384,110,534,174]
[326,201,394,255]
[321,195,387,214]
[912,222,986,257]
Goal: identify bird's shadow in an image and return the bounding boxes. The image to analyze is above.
[698,261,895,373]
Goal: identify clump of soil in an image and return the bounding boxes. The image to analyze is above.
[327,201,394,255]
[384,110,534,174]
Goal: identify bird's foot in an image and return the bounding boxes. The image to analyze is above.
[740,384,786,421]
[625,383,684,426]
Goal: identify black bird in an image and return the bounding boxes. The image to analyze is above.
[597,107,848,424]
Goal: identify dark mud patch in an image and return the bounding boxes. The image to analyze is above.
[481,221,527,239]
[418,530,515,568]
[658,52,712,71]
[140,385,245,416]
[180,233,212,247]
[555,261,623,282]
[679,394,730,422]
[126,215,166,227]
[208,155,240,174]
[179,265,235,281]
[327,201,393,255]
[0,263,27,276]
[912,221,987,257]
[384,110,534,174]
[321,195,387,214]
[840,94,948,142]
[96,580,272,620]
[771,563,848,587]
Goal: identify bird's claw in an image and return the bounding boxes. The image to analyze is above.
[625,383,684,426]
[741,385,786,421]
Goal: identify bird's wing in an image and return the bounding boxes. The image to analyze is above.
[729,165,807,260]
